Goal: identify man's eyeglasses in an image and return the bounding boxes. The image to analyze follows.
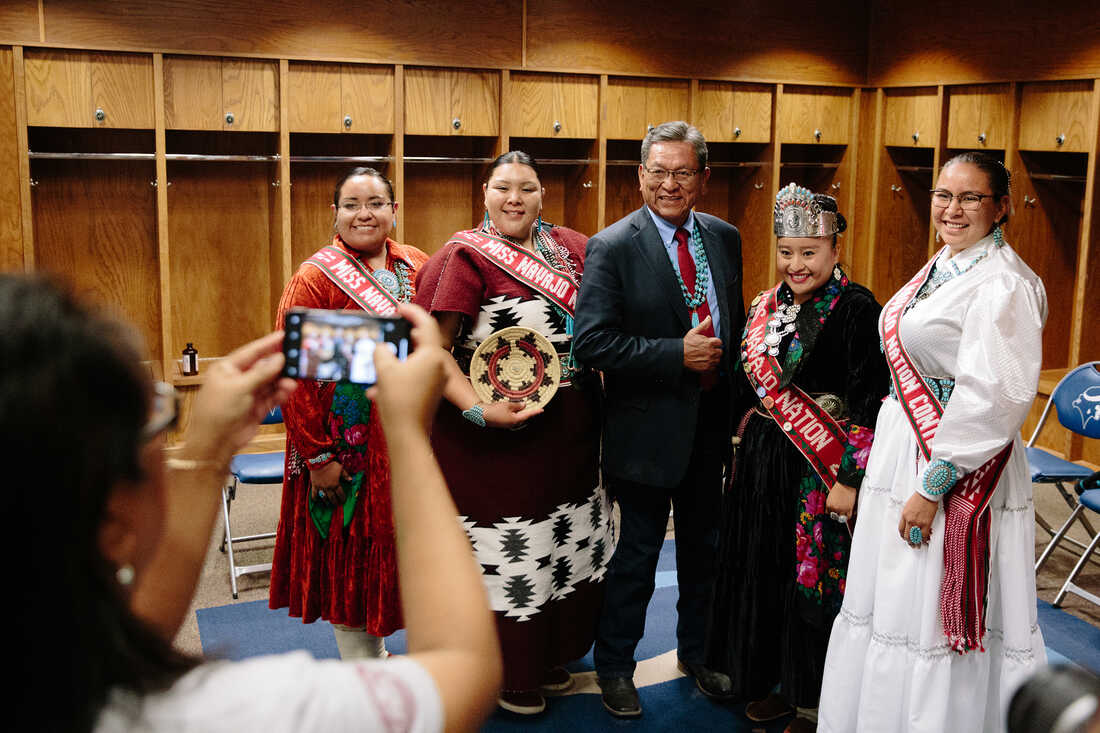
[930,190,993,211]
[644,168,699,184]
[143,381,179,440]
[339,200,395,213]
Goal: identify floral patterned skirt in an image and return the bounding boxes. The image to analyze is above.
[705,410,851,707]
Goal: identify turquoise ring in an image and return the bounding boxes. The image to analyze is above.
[908,526,923,545]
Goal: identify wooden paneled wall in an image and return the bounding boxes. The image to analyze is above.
[869,1,1100,86]
[0,0,867,84]
[1,1,1099,465]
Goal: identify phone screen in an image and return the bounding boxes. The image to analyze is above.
[282,308,410,385]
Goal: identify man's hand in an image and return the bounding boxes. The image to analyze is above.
[683,316,723,372]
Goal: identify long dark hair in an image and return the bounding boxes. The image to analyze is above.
[3,275,195,731]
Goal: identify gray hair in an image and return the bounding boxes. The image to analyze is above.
[640,121,708,170]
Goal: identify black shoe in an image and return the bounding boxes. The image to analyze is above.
[597,676,642,718]
[677,660,734,700]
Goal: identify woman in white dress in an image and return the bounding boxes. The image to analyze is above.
[819,152,1048,733]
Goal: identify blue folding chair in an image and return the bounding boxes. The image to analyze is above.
[1035,473,1100,608]
[220,406,285,599]
[1028,362,1100,569]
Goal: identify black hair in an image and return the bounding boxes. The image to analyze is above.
[3,275,196,731]
[485,150,542,183]
[942,151,1012,225]
[813,192,848,246]
[331,166,395,206]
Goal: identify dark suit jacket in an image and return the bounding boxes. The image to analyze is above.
[574,206,745,489]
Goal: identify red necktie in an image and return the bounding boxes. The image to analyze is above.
[675,227,714,337]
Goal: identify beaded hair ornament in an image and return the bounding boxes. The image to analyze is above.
[773,183,843,238]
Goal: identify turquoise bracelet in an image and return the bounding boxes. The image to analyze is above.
[462,404,487,428]
[922,458,958,496]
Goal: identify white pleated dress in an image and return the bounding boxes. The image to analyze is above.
[819,234,1048,733]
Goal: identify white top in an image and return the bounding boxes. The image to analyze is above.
[819,236,1048,733]
[899,234,1048,497]
[95,652,444,733]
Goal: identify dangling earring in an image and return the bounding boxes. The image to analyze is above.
[935,231,942,244]
[833,265,842,281]
[482,210,491,230]
[992,224,1005,248]
[536,213,544,233]
[116,564,135,587]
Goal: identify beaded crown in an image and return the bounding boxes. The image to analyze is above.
[773,183,842,238]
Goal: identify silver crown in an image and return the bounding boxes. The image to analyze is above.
[773,183,841,238]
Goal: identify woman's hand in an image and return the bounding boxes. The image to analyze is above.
[826,482,857,520]
[481,400,543,428]
[309,461,348,506]
[368,303,448,435]
[184,331,297,469]
[898,492,938,547]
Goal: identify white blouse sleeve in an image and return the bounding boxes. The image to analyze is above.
[918,271,1046,497]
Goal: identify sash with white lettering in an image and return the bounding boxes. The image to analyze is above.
[743,285,847,487]
[448,230,578,316]
[880,247,1013,653]
[303,240,400,317]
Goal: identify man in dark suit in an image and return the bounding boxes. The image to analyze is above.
[573,121,744,718]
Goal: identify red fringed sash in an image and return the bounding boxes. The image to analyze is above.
[880,249,1013,653]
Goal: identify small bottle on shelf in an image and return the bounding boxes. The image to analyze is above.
[181,343,199,376]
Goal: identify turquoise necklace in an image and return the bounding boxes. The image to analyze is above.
[675,225,710,327]
[906,227,1005,314]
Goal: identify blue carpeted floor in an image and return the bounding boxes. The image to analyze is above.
[197,540,1100,731]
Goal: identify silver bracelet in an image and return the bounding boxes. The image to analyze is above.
[462,404,486,427]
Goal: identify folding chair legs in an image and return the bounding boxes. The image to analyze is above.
[1036,482,1099,558]
[1053,527,1100,608]
[221,482,241,598]
[1037,504,1085,572]
[221,477,276,599]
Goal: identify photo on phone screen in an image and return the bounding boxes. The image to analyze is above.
[282,308,410,385]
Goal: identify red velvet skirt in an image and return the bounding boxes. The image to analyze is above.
[269,410,403,635]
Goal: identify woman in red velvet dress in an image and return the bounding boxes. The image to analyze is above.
[415,152,613,715]
[269,167,430,658]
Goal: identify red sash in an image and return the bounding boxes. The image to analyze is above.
[448,230,578,316]
[743,285,847,487]
[881,248,1012,653]
[303,240,401,316]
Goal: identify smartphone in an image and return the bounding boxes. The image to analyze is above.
[282,307,411,385]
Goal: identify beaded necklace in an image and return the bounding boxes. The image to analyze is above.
[741,266,849,380]
[904,227,1004,315]
[675,225,710,327]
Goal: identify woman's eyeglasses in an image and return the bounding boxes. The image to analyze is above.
[930,190,993,211]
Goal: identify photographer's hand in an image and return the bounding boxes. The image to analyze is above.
[134,331,296,641]
[367,304,502,733]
